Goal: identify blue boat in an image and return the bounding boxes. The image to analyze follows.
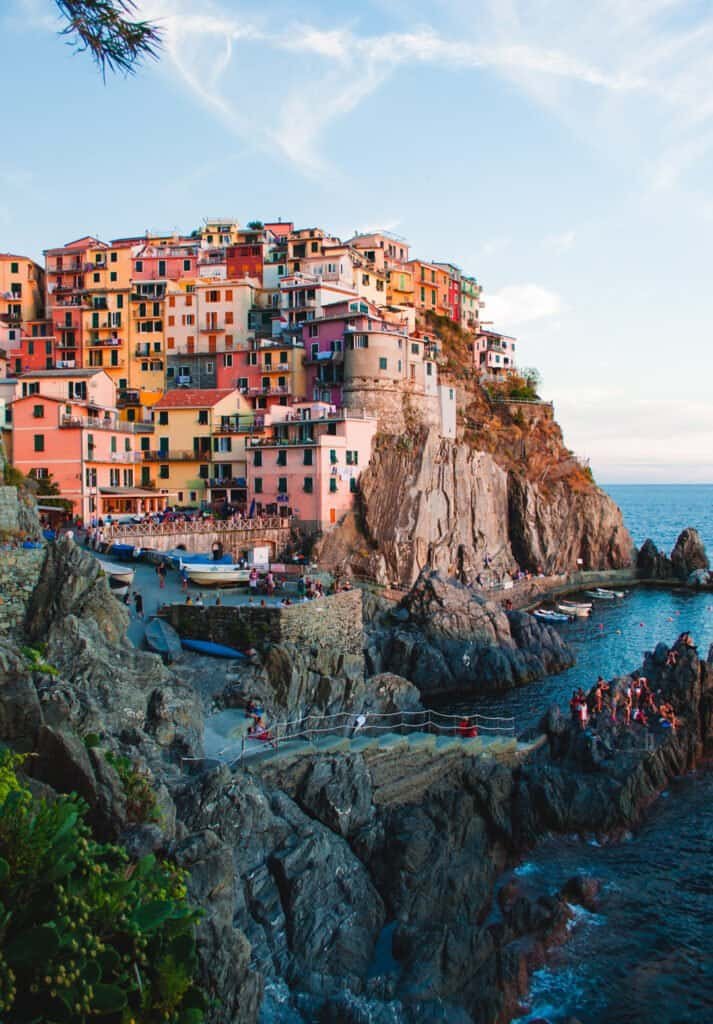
[163,549,234,569]
[180,638,246,659]
[111,542,137,561]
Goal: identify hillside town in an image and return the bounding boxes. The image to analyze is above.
[0,219,521,530]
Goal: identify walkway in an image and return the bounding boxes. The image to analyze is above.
[103,516,293,559]
[194,706,540,773]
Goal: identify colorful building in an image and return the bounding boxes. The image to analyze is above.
[474,328,517,379]
[406,260,451,318]
[10,368,160,521]
[149,388,252,508]
[246,402,377,530]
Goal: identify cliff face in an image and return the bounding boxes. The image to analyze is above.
[319,427,633,587]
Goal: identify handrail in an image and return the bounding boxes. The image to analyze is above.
[104,516,292,537]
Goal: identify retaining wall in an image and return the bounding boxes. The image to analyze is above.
[0,546,45,635]
[163,589,363,657]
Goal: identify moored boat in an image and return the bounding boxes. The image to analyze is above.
[182,563,251,586]
[181,638,246,659]
[583,588,625,600]
[533,608,571,622]
[557,602,590,617]
[145,617,183,664]
[95,559,135,584]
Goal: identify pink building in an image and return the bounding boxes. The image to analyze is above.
[10,368,160,522]
[245,402,377,531]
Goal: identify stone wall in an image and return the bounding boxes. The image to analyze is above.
[163,589,364,657]
[0,487,20,535]
[0,546,45,635]
[105,524,292,560]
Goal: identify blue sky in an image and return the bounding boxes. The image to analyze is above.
[3,0,713,483]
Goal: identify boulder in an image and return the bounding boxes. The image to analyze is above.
[636,538,672,579]
[670,527,709,580]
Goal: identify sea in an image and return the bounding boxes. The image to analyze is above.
[504,484,713,1024]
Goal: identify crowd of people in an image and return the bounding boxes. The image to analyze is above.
[569,632,695,733]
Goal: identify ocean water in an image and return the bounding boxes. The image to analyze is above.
[604,483,713,555]
[500,485,713,1023]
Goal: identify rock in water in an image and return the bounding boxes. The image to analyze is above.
[636,538,673,579]
[670,527,709,580]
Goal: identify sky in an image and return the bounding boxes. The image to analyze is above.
[2,0,713,483]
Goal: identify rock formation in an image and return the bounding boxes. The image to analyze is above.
[637,526,710,584]
[317,428,633,587]
[2,538,712,1024]
[365,571,574,697]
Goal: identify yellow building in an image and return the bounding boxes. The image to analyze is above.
[81,241,132,388]
[0,253,44,334]
[386,265,414,306]
[148,387,252,507]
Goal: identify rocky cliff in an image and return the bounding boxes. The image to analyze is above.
[3,540,711,1024]
[317,426,632,588]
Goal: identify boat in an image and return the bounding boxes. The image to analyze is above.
[557,603,590,617]
[533,609,571,622]
[95,559,135,584]
[109,542,139,561]
[145,617,183,664]
[164,549,233,569]
[583,588,624,600]
[182,563,251,586]
[181,638,246,659]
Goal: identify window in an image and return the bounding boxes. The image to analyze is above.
[110,271,117,282]
[379,357,387,371]
[32,404,44,418]
[223,353,233,367]
[158,260,166,277]
[308,324,318,338]
[111,436,117,453]
[411,343,420,355]
[123,469,134,487]
[254,477,263,494]
[345,450,359,466]
[10,261,18,274]
[349,478,358,493]
[253,450,262,467]
[199,465,209,479]
[303,477,313,494]
[277,450,287,466]
[110,469,120,486]
[303,449,313,466]
[329,478,337,493]
[426,362,433,376]
[183,259,191,271]
[330,449,338,464]
[278,477,288,494]
[110,252,117,263]
[93,272,100,283]
[159,464,169,479]
[158,411,168,425]
[124,437,131,451]
[135,260,143,272]
[197,410,208,425]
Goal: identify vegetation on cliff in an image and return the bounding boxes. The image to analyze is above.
[0,751,205,1024]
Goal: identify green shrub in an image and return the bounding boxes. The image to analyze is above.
[2,466,25,488]
[20,646,59,678]
[0,752,205,1023]
[105,753,160,825]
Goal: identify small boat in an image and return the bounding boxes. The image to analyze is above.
[95,559,135,584]
[558,603,590,617]
[110,542,138,561]
[181,638,246,659]
[583,588,624,601]
[145,617,183,664]
[533,609,571,622]
[182,563,251,586]
[164,549,233,569]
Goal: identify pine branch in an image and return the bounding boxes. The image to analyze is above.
[54,0,161,78]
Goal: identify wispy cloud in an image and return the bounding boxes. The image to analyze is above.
[543,230,576,255]
[485,284,563,327]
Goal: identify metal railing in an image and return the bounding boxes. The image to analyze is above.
[199,706,517,767]
[104,515,292,538]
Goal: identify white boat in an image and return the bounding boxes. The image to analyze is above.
[95,559,135,584]
[182,563,251,586]
[583,588,624,600]
[557,603,590,617]
[533,609,571,622]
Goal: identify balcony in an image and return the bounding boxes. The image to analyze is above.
[249,435,317,448]
[117,390,139,406]
[60,415,153,434]
[208,477,245,488]
[143,450,200,462]
[55,340,78,350]
[244,384,290,396]
[215,416,264,434]
[84,261,106,271]
[108,451,143,463]
[135,344,151,356]
[88,337,123,348]
[199,324,225,333]
[49,261,82,274]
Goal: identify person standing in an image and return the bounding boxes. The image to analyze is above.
[156,560,167,589]
[133,591,144,618]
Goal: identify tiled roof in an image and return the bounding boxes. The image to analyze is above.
[154,388,235,409]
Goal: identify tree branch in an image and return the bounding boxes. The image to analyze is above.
[54,0,161,78]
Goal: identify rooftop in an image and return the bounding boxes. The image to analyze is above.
[154,388,236,409]
[17,368,106,378]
